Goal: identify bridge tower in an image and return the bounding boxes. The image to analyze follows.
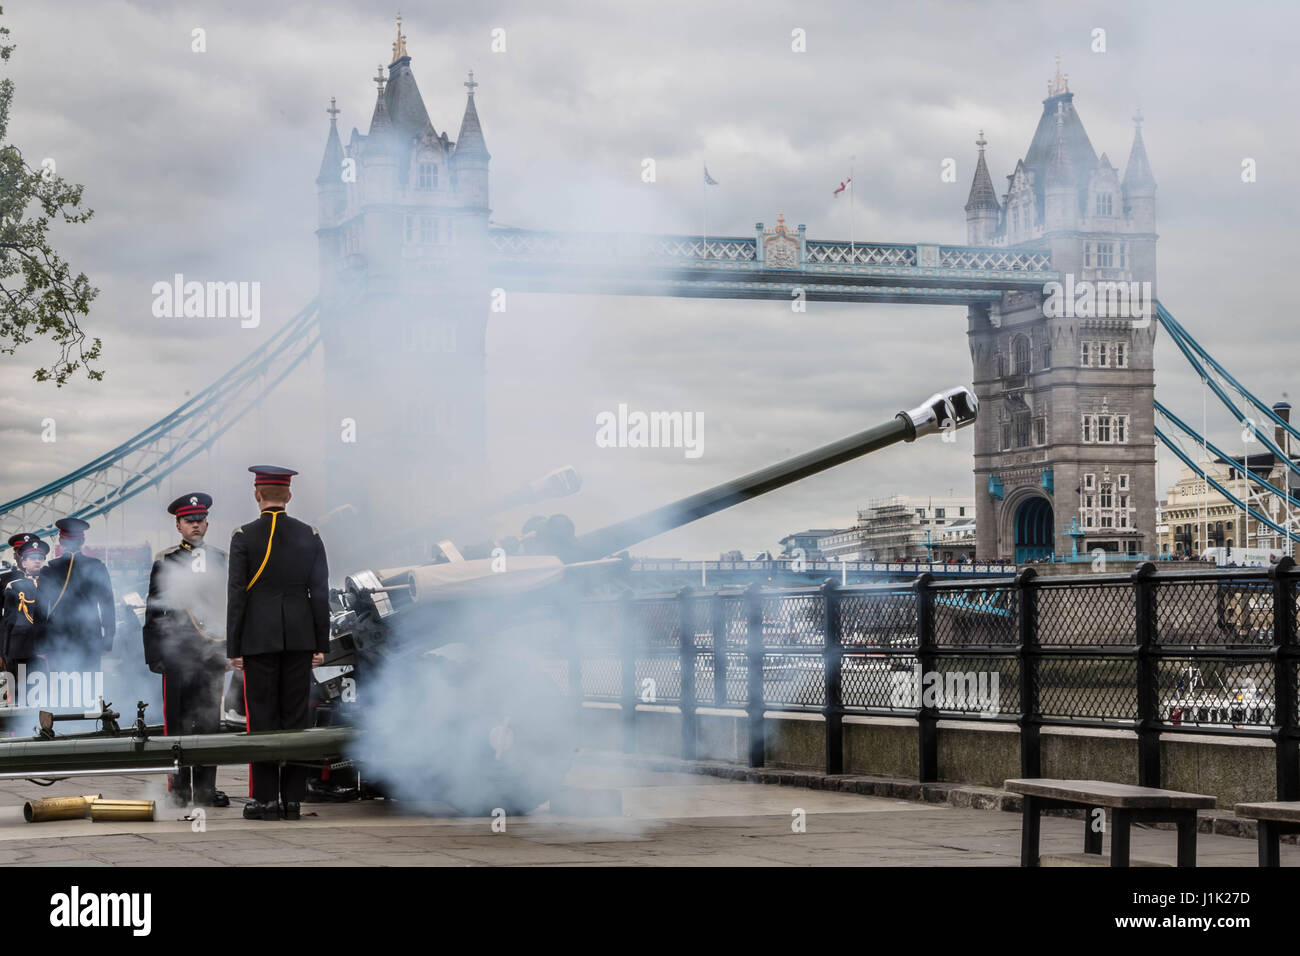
[965,62,1157,562]
[315,16,490,539]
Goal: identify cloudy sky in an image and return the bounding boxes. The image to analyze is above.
[1,0,1298,564]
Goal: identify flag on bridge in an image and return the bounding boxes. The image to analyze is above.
[833,176,852,197]
[704,165,719,185]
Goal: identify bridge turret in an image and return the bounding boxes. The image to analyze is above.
[1122,110,1156,233]
[451,70,491,225]
[964,131,1000,245]
[316,98,345,228]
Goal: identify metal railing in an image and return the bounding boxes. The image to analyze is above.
[568,559,1300,799]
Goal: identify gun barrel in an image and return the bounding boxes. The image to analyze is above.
[569,386,977,562]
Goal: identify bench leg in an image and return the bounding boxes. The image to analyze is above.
[1110,809,1131,868]
[1175,812,1197,868]
[1020,795,1040,867]
[1083,807,1103,855]
[1258,821,1281,868]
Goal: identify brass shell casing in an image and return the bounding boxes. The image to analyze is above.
[89,799,155,822]
[23,793,102,823]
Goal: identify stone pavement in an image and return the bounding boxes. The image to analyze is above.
[0,754,1292,866]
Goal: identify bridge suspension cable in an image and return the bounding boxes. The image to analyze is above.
[0,300,321,540]
[1155,302,1300,476]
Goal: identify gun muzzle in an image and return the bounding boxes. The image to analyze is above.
[901,386,979,440]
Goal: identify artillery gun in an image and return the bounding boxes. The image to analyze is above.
[0,387,977,815]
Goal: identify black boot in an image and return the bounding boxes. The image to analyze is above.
[242,800,281,820]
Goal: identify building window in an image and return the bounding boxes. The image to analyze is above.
[915,509,926,519]
[1119,244,1128,269]
[1120,513,1128,528]
[1119,494,1129,509]
[996,353,1006,377]
[1081,342,1092,367]
[1096,193,1113,216]
[404,215,416,243]
[1085,473,1095,489]
[1118,474,1128,490]
[1082,415,1093,442]
[1098,343,1109,367]
[959,507,966,517]
[1034,419,1046,445]
[1114,342,1127,367]
[1097,243,1115,268]
[1001,423,1012,450]
[418,163,437,190]
[1042,344,1051,368]
[420,216,435,243]
[1014,336,1031,374]
[1085,494,1094,508]
[1101,488,1113,508]
[1086,514,1094,528]
[1097,415,1112,443]
[1084,243,1092,267]
[935,508,945,519]
[1101,515,1113,528]
[1116,415,1127,443]
[1016,416,1031,447]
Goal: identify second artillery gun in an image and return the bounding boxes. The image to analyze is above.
[0,387,978,814]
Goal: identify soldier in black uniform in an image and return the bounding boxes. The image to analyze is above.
[226,466,329,821]
[143,493,231,808]
[1,536,50,722]
[43,517,116,676]
[0,533,39,626]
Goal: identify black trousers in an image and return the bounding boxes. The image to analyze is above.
[244,651,313,804]
[163,666,224,800]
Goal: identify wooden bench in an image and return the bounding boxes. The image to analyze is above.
[1234,802,1300,866]
[1005,779,1216,867]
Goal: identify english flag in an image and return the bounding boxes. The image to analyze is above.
[704,165,719,185]
[833,177,852,197]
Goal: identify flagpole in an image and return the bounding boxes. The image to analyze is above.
[702,163,708,258]
[849,154,856,263]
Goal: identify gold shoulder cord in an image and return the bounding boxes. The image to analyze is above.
[17,588,36,624]
[49,552,75,614]
[246,511,279,591]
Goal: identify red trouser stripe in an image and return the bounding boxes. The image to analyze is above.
[162,673,170,793]
[243,671,252,798]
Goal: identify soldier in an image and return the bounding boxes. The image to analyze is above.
[0,534,39,628]
[1,536,50,717]
[142,493,231,808]
[226,465,329,821]
[43,517,116,676]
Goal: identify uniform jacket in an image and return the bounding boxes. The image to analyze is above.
[143,540,229,674]
[43,551,116,654]
[226,508,329,658]
[1,574,45,662]
[0,567,21,630]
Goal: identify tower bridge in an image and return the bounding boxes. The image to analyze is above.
[14,27,1294,568]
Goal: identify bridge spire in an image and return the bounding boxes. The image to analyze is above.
[453,69,490,159]
[317,97,345,185]
[368,63,392,134]
[1123,107,1155,191]
[392,11,408,62]
[965,130,1000,227]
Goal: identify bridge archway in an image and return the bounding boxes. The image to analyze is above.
[1012,494,1054,563]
